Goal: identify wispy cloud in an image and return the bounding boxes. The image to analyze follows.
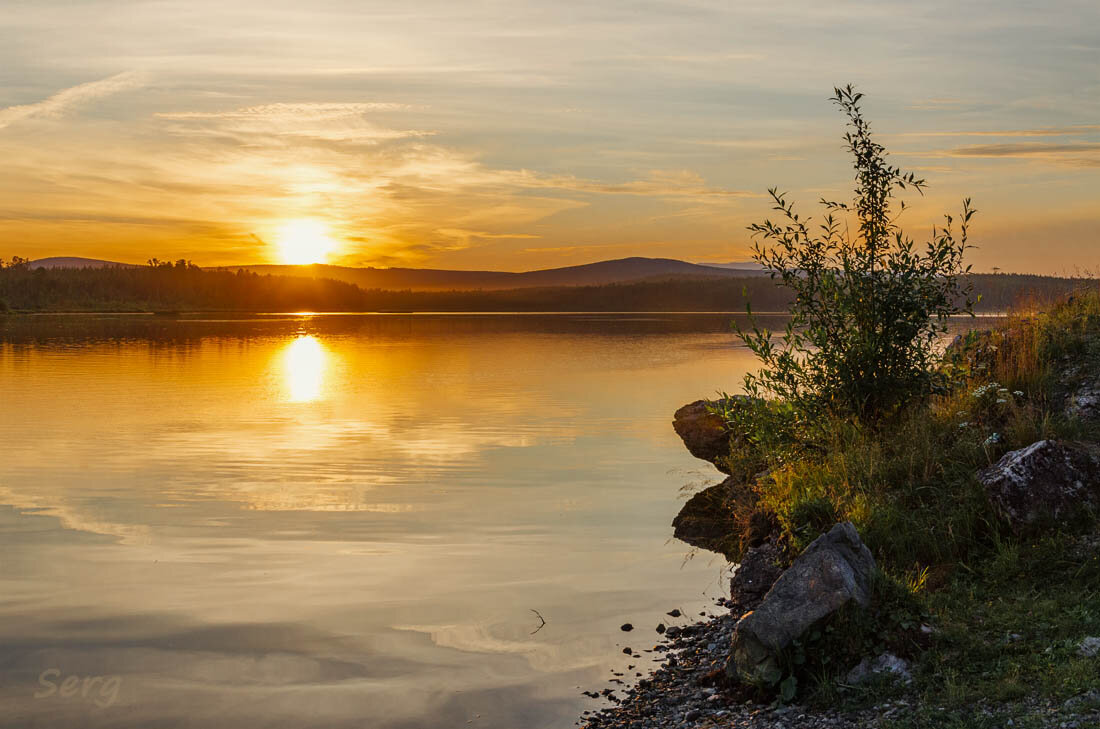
[907,98,970,111]
[156,101,430,143]
[934,141,1100,169]
[0,72,145,130]
[901,125,1100,138]
[154,102,412,121]
[529,170,760,198]
[949,142,1100,156]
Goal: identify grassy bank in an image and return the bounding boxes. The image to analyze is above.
[712,290,1100,723]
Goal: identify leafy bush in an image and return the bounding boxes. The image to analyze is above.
[739,86,976,422]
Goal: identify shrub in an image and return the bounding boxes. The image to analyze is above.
[739,86,976,422]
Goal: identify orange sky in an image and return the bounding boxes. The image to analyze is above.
[1,1,1098,274]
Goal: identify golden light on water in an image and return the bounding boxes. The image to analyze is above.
[275,219,337,265]
[282,335,327,402]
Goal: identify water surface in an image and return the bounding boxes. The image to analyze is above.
[0,313,779,729]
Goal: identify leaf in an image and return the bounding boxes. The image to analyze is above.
[779,675,798,703]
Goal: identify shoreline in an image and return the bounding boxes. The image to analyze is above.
[579,360,1100,728]
[579,603,867,729]
[579,601,1100,729]
[0,309,1011,317]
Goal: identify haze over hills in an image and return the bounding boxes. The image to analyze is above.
[28,256,768,291]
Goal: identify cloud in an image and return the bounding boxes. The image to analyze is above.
[0,92,759,267]
[949,142,1100,157]
[907,98,969,111]
[943,142,1100,166]
[435,228,541,242]
[154,102,412,121]
[902,125,1100,138]
[156,101,430,143]
[0,71,145,130]
[529,170,760,198]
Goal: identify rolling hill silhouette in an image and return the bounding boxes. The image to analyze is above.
[216,257,766,291]
[28,256,141,269]
[29,256,766,291]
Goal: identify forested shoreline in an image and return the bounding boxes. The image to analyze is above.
[0,260,1090,313]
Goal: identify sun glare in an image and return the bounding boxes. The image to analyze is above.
[275,219,337,265]
[282,335,327,403]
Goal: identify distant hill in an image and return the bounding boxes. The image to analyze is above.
[2,261,1089,314]
[25,255,769,289]
[695,261,766,271]
[214,257,769,291]
[29,256,141,269]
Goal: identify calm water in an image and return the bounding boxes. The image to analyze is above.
[0,312,782,729]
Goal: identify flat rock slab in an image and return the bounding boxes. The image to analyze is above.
[978,439,1100,533]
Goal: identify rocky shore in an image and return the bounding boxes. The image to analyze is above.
[580,606,863,729]
[579,609,1100,729]
[578,372,1100,729]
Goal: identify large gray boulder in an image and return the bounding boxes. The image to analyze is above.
[672,400,733,473]
[727,522,876,686]
[977,440,1100,533]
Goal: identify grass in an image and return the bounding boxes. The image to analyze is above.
[715,287,1100,714]
[827,533,1100,726]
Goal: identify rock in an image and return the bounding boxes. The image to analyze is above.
[672,400,733,473]
[1067,384,1100,420]
[727,522,876,686]
[671,477,739,557]
[1078,636,1100,658]
[667,609,681,618]
[729,541,784,611]
[846,653,912,685]
[977,440,1100,532]
[620,623,634,632]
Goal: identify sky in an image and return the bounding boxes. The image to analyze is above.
[0,0,1098,273]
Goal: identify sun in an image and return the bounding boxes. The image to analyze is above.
[275,219,337,265]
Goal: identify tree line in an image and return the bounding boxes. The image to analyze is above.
[0,257,1090,313]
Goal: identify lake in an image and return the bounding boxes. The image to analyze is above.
[0,312,785,729]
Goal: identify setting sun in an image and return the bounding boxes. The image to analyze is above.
[275,219,337,265]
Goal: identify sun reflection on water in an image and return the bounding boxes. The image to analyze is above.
[282,335,326,402]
